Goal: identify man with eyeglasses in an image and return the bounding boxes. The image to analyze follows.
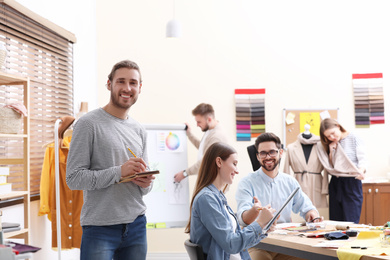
[236,132,322,260]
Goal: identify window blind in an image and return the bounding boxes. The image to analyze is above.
[0,1,76,195]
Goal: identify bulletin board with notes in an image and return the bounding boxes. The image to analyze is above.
[282,108,339,147]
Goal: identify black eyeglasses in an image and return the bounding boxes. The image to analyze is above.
[257,149,279,158]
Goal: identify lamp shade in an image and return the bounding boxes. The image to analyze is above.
[166,19,181,38]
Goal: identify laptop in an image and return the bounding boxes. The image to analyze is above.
[261,186,300,234]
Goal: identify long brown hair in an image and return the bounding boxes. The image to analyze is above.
[184,142,237,234]
[319,118,347,154]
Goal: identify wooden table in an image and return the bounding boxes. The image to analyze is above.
[255,233,390,260]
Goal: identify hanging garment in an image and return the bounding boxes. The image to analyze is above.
[38,135,83,249]
[283,134,328,208]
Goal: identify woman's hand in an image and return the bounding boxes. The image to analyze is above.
[255,204,276,231]
[329,141,338,151]
[355,167,366,180]
[267,216,280,232]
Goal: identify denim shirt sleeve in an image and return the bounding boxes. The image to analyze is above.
[235,178,255,227]
[195,191,265,254]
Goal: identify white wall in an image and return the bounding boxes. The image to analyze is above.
[3,0,390,259]
[95,0,390,254]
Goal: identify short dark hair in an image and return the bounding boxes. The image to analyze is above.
[107,60,142,83]
[192,103,215,117]
[255,132,282,150]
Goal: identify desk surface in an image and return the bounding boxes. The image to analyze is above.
[256,233,390,260]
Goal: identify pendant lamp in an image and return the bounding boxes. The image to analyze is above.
[166,0,181,38]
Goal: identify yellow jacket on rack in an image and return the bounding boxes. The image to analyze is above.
[38,135,83,249]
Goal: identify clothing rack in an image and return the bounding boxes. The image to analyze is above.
[54,116,75,260]
[54,119,62,260]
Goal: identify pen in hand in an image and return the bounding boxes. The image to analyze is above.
[127,147,137,158]
[127,147,150,171]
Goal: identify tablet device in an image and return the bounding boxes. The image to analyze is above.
[261,186,300,234]
[119,170,160,183]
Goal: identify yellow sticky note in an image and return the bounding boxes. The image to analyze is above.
[156,223,166,229]
[146,223,156,229]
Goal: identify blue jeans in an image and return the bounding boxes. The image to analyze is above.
[80,215,147,260]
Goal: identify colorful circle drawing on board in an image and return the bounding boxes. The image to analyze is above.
[165,132,180,150]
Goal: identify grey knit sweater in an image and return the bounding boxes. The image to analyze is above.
[66,108,151,226]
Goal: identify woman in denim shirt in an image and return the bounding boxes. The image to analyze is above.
[185,142,276,260]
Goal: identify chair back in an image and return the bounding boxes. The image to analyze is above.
[184,239,206,260]
[247,144,261,171]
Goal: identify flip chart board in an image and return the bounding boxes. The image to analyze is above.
[143,124,189,228]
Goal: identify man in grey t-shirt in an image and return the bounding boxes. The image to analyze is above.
[66,60,154,260]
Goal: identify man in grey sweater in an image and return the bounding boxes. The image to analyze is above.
[66,60,154,260]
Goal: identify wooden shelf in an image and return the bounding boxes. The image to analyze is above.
[0,133,28,138]
[0,191,29,201]
[0,158,24,165]
[0,71,30,244]
[0,71,28,85]
[4,228,28,239]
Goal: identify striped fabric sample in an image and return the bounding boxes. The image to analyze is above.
[352,73,385,127]
[235,89,265,141]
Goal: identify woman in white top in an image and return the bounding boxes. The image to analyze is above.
[319,118,367,223]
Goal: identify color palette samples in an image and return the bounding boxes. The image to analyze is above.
[352,73,385,127]
[235,89,266,141]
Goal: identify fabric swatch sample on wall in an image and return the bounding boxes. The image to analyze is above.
[234,89,266,141]
[352,73,385,127]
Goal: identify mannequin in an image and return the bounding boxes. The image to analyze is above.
[301,124,313,163]
[283,124,328,208]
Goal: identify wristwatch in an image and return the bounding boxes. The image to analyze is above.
[183,170,188,178]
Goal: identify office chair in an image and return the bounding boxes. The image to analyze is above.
[247,144,261,171]
[184,239,206,260]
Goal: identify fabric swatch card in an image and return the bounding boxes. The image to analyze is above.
[352,73,385,127]
[235,89,266,141]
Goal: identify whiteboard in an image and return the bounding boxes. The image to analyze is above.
[143,124,189,228]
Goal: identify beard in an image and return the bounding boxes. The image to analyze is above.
[201,124,209,132]
[111,92,136,109]
[259,158,281,172]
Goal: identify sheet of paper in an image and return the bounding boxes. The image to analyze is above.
[313,241,346,248]
[320,110,331,120]
[285,112,295,125]
[276,223,303,229]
